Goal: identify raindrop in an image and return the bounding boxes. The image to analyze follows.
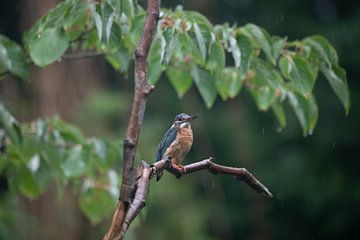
[276,127,282,133]
[37,34,41,38]
[262,128,265,135]
[57,58,62,62]
[211,180,215,188]
[308,129,313,135]
[332,141,336,148]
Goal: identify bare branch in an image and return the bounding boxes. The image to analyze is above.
[117,157,273,237]
[153,157,273,197]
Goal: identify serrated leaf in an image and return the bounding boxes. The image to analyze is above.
[279,55,316,96]
[0,35,29,80]
[287,91,318,135]
[248,58,284,111]
[244,23,275,64]
[236,33,253,79]
[304,35,338,66]
[193,23,208,61]
[185,11,213,29]
[207,38,225,71]
[191,66,217,108]
[320,63,351,114]
[166,65,193,98]
[252,58,283,89]
[29,28,69,66]
[248,85,276,111]
[0,102,22,145]
[272,36,286,62]
[217,67,243,100]
[80,188,116,224]
[148,35,166,84]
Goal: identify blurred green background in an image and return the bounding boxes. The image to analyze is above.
[0,0,359,239]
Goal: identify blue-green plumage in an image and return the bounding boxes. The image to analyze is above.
[155,126,178,163]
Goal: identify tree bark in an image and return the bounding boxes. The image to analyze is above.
[103,0,160,239]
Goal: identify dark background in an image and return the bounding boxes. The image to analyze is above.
[0,0,359,239]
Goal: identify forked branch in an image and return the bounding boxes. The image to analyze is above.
[119,158,273,237]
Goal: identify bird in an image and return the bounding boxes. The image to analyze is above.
[154,113,198,181]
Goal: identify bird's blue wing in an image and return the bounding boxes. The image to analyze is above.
[155,126,178,162]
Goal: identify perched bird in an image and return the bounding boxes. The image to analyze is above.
[154,113,197,181]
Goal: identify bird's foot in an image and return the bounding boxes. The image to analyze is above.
[172,164,186,174]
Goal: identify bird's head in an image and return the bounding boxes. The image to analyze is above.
[173,113,198,128]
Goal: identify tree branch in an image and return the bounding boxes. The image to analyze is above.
[103,0,160,239]
[117,157,273,236]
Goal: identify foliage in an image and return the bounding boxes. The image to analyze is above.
[0,0,351,224]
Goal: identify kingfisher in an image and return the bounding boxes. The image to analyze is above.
[154,113,198,181]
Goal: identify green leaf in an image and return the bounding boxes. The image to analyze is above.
[271,101,287,128]
[252,58,283,89]
[272,36,286,62]
[244,23,275,64]
[166,65,193,98]
[122,0,135,18]
[304,35,338,66]
[29,28,69,66]
[162,28,178,66]
[184,11,213,30]
[148,35,166,84]
[0,35,29,80]
[80,188,116,224]
[279,55,316,96]
[51,118,85,144]
[92,139,120,172]
[61,146,86,178]
[320,63,351,114]
[191,66,217,108]
[0,102,22,145]
[216,67,244,100]
[9,167,41,198]
[236,33,253,79]
[287,91,318,135]
[105,41,130,72]
[229,35,241,68]
[248,58,284,111]
[248,85,276,111]
[207,37,225,71]
[193,23,208,61]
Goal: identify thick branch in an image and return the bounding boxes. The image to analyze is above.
[118,157,273,237]
[104,0,160,239]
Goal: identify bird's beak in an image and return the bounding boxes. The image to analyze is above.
[187,115,198,121]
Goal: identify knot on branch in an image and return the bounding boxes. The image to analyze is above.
[135,49,146,59]
[124,139,135,149]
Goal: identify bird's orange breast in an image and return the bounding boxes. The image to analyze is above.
[165,127,193,165]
